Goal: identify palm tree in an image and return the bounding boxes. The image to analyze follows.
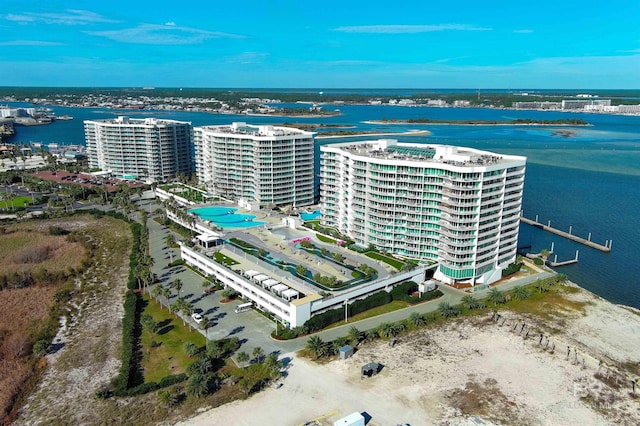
[238,377,252,396]
[236,351,250,366]
[487,288,506,305]
[461,294,479,310]
[152,285,161,304]
[347,326,363,346]
[263,353,282,379]
[331,336,349,354]
[252,346,265,363]
[512,286,531,301]
[534,280,550,293]
[438,301,460,318]
[409,312,426,327]
[160,286,171,308]
[184,342,199,357]
[186,373,209,398]
[173,278,183,297]
[306,335,326,359]
[182,302,194,330]
[157,389,178,408]
[377,322,395,339]
[392,322,406,336]
[200,316,212,333]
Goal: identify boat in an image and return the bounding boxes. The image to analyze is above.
[57,115,74,120]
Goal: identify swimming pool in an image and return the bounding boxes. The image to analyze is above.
[189,206,266,229]
[300,210,322,221]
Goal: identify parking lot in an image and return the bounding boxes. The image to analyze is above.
[145,205,301,360]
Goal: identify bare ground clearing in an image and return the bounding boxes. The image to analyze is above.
[182,285,640,426]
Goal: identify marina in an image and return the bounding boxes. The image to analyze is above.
[520,216,612,253]
[520,215,611,252]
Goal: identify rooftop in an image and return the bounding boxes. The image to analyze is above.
[326,139,522,167]
[85,116,190,126]
[197,122,311,137]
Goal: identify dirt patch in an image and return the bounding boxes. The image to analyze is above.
[447,378,525,425]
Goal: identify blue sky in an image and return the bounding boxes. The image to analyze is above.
[1,0,639,88]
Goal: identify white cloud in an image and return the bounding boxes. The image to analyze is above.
[514,29,534,34]
[86,23,243,45]
[165,21,176,26]
[333,24,492,34]
[3,9,116,25]
[0,40,64,46]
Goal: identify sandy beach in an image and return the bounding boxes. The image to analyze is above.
[180,283,640,426]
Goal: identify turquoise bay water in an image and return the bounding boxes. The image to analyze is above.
[6,102,640,308]
[189,206,266,229]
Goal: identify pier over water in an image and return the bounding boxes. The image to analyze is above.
[520,216,611,252]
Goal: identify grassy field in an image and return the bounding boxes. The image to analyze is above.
[0,228,85,277]
[0,216,109,424]
[505,285,591,322]
[0,195,32,210]
[140,296,205,384]
[364,251,405,270]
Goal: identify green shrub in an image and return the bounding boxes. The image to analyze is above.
[349,290,391,316]
[502,262,523,277]
[303,307,344,332]
[390,281,442,304]
[94,386,114,400]
[533,257,544,266]
[114,290,140,396]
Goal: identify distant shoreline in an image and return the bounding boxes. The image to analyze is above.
[316,130,431,139]
[244,112,342,119]
[364,120,592,127]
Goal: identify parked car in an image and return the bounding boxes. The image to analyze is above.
[191,313,203,323]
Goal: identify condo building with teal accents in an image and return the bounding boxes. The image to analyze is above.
[319,139,526,285]
[194,122,315,208]
[84,116,192,183]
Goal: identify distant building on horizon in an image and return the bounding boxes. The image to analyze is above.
[194,122,315,208]
[319,139,526,285]
[84,116,192,183]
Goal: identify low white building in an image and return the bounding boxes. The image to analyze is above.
[179,243,435,328]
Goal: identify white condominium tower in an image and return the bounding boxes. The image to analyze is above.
[320,139,526,285]
[84,116,192,183]
[194,122,315,207]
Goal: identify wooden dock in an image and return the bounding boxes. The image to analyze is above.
[548,251,579,267]
[520,216,611,252]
